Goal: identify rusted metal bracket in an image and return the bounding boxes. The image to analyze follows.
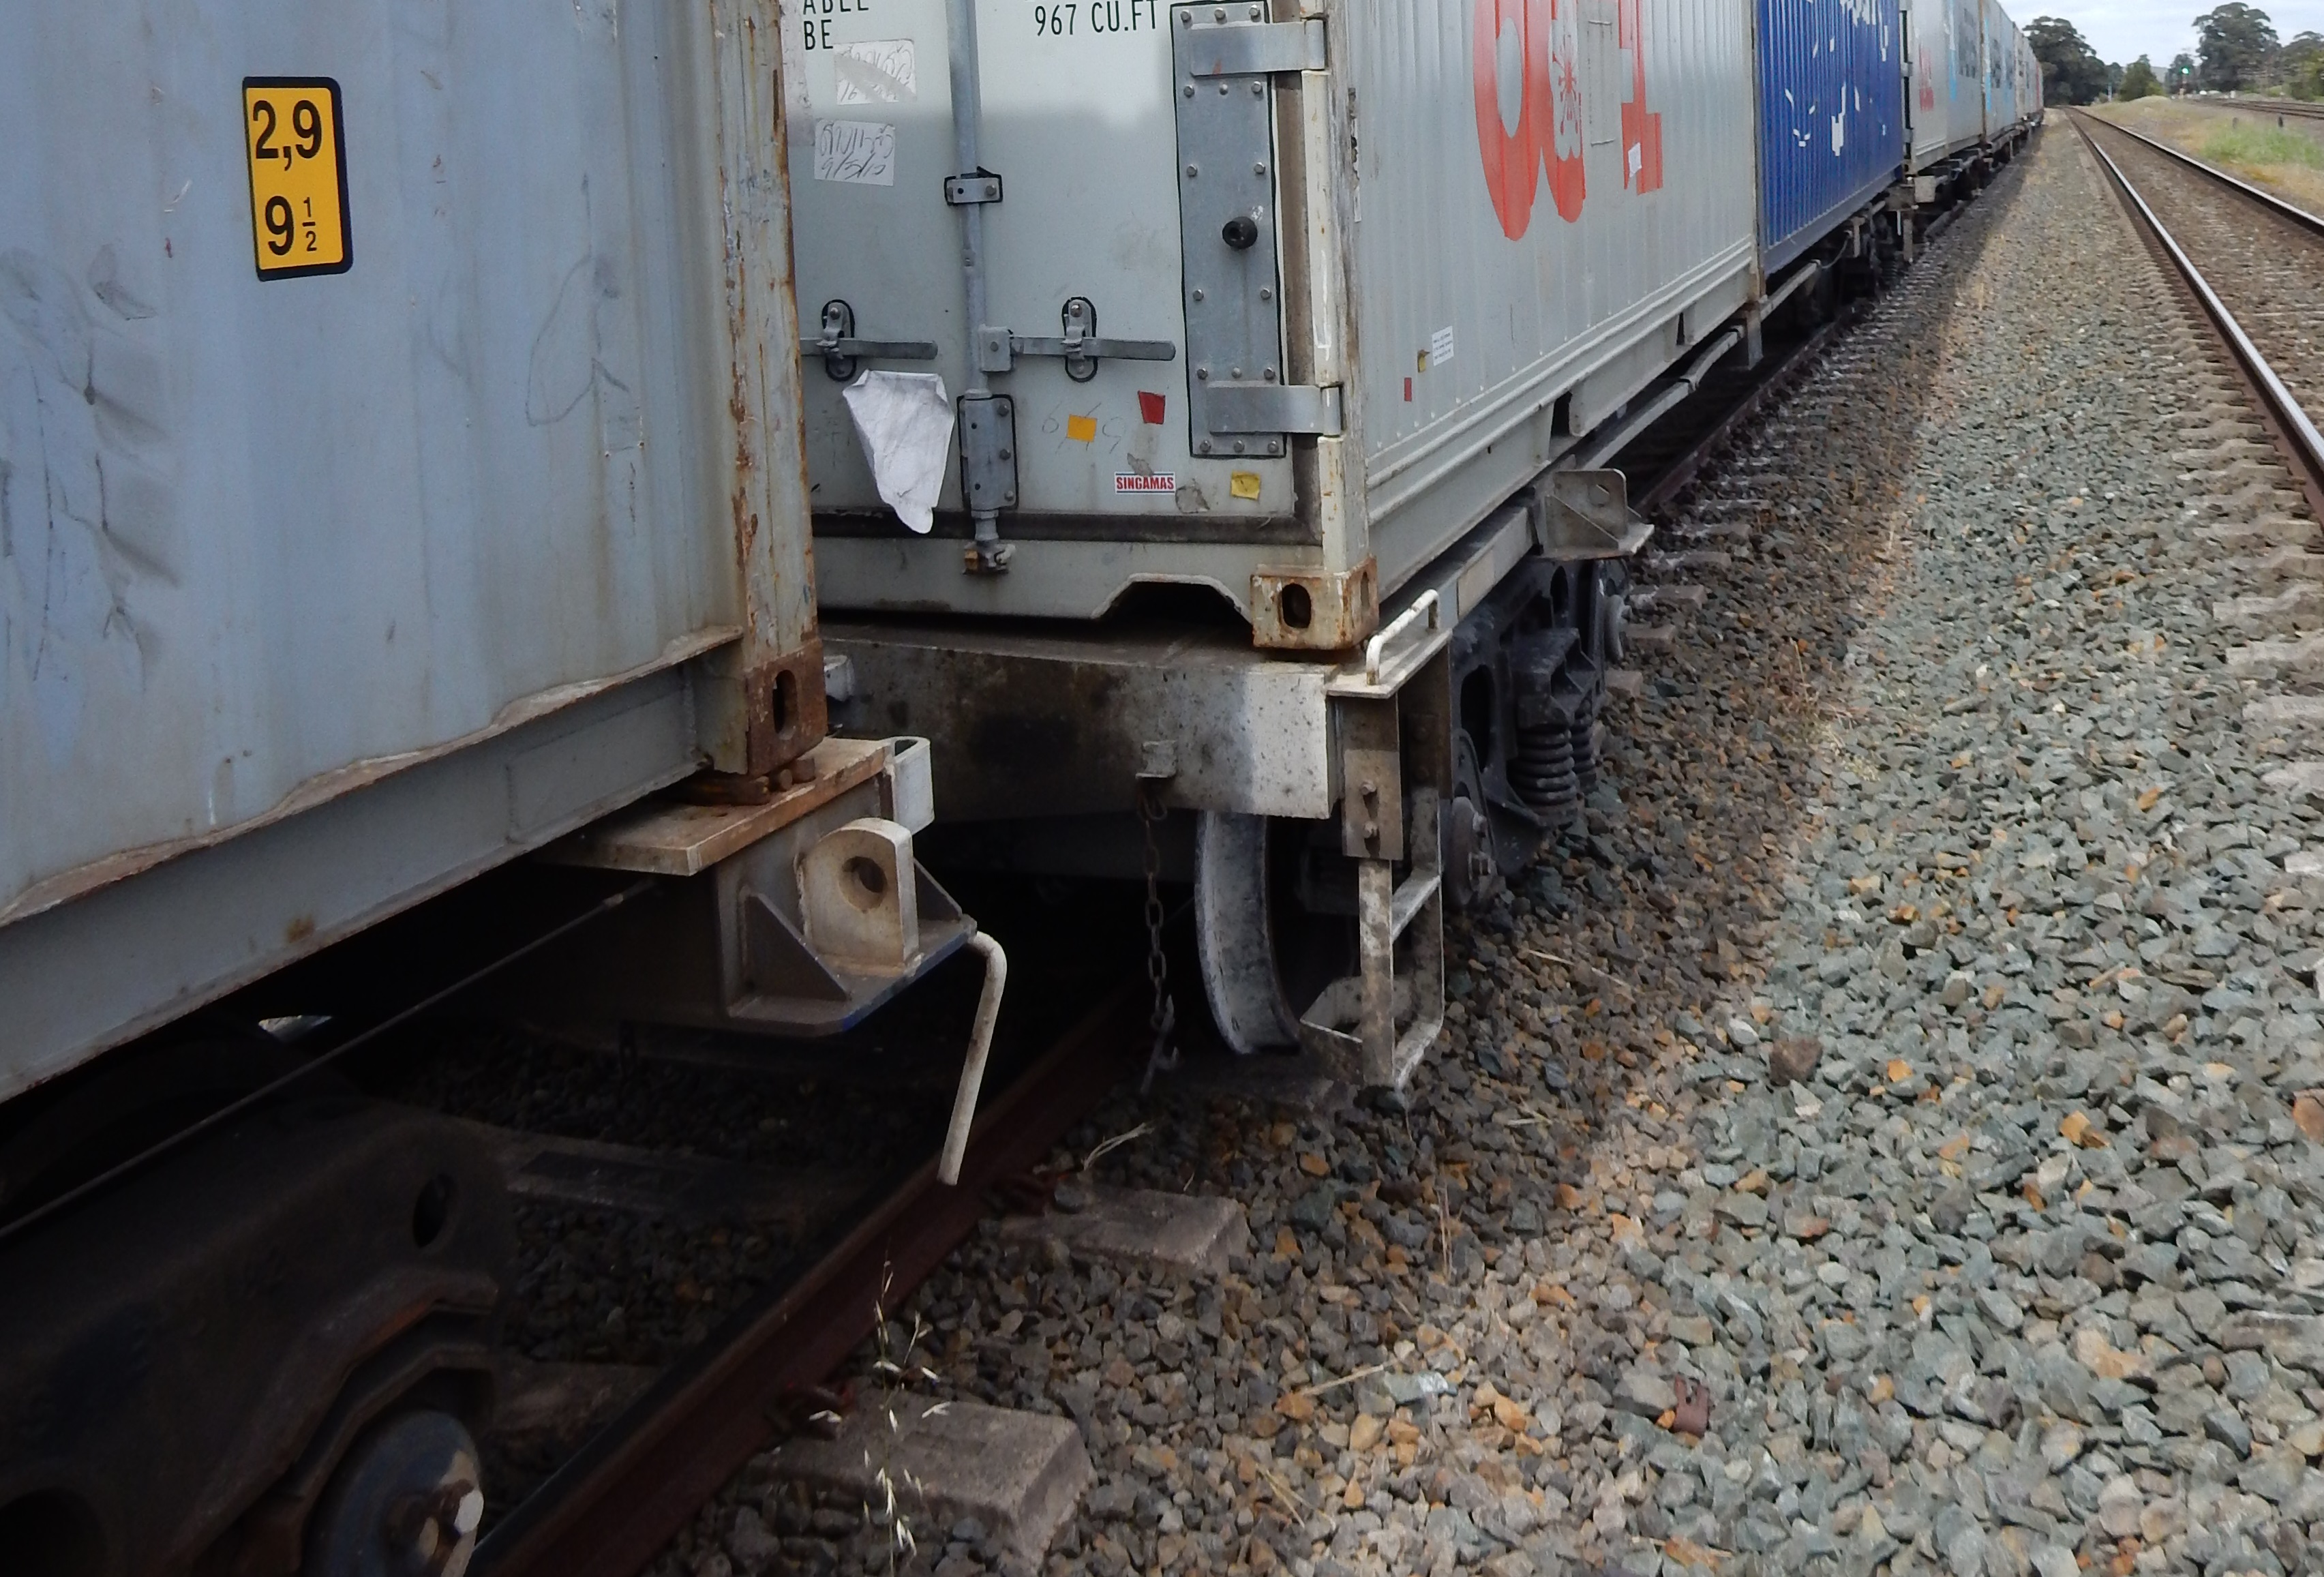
[1250,557,1377,650]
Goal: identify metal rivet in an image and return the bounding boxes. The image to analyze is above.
[1218,82,1229,94]
[1185,162,1199,177]
[1251,81,1265,95]
[1196,366,1210,380]
[1254,162,1267,176]
[1213,5,1225,16]
[1183,83,1196,97]
[1198,439,1213,453]
[1249,3,1261,15]
[1258,286,1272,300]
[998,448,1012,460]
[1231,366,1243,378]
[1192,288,1205,301]
[1234,439,1248,453]
[1264,366,1278,381]
[1179,8,1191,19]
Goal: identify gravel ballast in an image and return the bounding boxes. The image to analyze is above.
[658,125,2324,1577]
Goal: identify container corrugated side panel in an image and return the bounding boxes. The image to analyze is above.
[1348,0,1756,547]
[0,0,763,923]
[1755,0,1905,271]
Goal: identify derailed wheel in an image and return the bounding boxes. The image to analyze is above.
[1193,813,1356,1055]
[303,1411,483,1577]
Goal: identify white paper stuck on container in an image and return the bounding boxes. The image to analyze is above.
[841,371,954,532]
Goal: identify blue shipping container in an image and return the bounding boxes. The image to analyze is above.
[1757,0,1906,271]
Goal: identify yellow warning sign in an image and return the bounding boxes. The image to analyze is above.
[243,78,350,279]
[1065,414,1098,443]
[1229,470,1263,500]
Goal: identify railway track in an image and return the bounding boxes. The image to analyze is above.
[2073,110,2324,517]
[429,145,2029,1577]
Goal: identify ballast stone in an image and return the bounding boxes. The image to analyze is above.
[998,1185,1248,1277]
[770,1396,1090,1568]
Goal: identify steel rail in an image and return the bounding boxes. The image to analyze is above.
[2194,96,2324,124]
[2083,109,2324,237]
[472,980,1143,1577]
[2072,110,2324,521]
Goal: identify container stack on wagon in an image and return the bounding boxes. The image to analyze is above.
[0,0,2049,1562]
[787,0,2041,1084]
[0,1,979,1568]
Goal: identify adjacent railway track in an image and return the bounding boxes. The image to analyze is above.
[2074,109,2324,517]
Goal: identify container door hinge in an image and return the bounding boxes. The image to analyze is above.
[1175,5,1318,458]
[957,392,1018,515]
[1177,14,1327,75]
[1196,382,1342,444]
[974,297,1178,381]
[802,299,940,382]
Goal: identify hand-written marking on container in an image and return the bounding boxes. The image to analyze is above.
[834,39,917,102]
[1033,0,1161,36]
[814,120,896,185]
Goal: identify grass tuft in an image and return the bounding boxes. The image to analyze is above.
[2201,118,2324,172]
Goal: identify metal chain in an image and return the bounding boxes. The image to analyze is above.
[1136,782,1178,1094]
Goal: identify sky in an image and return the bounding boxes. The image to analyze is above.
[2040,0,2324,67]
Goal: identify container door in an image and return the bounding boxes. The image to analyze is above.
[782,0,1301,533]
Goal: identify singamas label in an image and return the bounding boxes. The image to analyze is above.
[1113,472,1175,494]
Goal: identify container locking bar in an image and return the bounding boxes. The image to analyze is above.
[804,299,939,382]
[974,297,1177,382]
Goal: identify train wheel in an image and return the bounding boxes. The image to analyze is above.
[303,1410,484,1577]
[1194,813,1357,1054]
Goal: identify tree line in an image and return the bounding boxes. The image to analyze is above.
[2027,5,2323,106]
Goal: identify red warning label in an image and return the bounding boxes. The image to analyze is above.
[1137,391,1167,424]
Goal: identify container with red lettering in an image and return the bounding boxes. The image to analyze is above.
[787,0,1757,629]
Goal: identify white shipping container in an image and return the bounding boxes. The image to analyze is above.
[1905,0,1987,168]
[787,0,1757,642]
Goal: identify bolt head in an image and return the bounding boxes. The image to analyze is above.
[1185,162,1199,176]
[1183,83,1196,97]
[1234,439,1247,453]
[1254,162,1268,175]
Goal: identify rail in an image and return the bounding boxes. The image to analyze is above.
[2072,110,2324,517]
[472,982,1143,1577]
[2085,110,2324,237]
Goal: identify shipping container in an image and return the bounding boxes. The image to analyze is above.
[1754,0,1907,271]
[1,0,829,1098]
[786,0,1759,633]
[1905,0,1986,168]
